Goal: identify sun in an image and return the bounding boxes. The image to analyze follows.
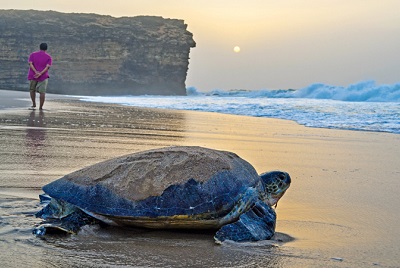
[233,46,241,53]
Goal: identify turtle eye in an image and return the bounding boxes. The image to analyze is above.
[278,173,286,180]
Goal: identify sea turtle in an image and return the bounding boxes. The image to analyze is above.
[33,146,291,243]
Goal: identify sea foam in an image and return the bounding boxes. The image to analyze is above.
[191,80,400,102]
[78,81,400,134]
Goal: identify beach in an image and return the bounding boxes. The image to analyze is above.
[0,89,399,267]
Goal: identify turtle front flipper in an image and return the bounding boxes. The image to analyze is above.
[214,200,276,243]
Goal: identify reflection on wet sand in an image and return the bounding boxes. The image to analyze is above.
[0,101,188,189]
[25,110,47,162]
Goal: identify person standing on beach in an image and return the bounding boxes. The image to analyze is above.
[27,43,52,110]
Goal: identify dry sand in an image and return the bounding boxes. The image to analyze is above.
[0,90,399,267]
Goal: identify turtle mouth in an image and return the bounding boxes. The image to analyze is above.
[270,189,288,208]
[277,183,290,195]
[266,182,290,207]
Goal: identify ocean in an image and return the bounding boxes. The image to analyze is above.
[79,80,400,134]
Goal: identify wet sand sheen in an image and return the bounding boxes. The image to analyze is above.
[0,90,399,267]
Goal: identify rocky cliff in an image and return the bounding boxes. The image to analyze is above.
[0,10,196,95]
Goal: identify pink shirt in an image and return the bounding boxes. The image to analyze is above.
[27,50,52,81]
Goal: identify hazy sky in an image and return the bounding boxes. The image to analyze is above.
[2,1,399,91]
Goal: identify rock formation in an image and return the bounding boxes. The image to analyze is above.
[0,10,196,95]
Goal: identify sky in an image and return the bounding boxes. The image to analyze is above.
[2,0,399,91]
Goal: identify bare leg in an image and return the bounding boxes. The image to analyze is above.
[39,93,45,110]
[30,90,36,107]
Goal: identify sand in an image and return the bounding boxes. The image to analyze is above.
[0,89,399,267]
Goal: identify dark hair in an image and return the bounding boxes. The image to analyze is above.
[40,43,48,51]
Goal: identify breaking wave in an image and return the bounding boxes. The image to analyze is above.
[188,80,400,102]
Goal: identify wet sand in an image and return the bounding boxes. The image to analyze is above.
[0,90,399,267]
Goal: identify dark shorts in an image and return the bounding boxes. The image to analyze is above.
[29,79,48,93]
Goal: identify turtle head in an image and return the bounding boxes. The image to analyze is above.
[259,171,291,207]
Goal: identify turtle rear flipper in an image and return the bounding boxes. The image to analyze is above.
[214,201,276,243]
[33,210,98,236]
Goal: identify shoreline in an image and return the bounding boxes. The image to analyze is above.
[0,89,76,110]
[4,89,399,136]
[0,89,399,267]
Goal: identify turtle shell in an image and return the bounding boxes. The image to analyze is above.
[42,146,262,228]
